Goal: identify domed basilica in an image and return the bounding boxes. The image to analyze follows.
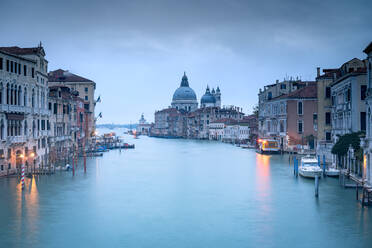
[171,72,221,112]
[171,72,198,111]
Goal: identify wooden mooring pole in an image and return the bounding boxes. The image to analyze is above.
[72,149,75,176]
[293,157,298,177]
[315,175,319,197]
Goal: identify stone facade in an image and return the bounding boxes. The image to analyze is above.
[0,45,50,176]
[48,69,96,140]
[363,42,372,186]
[0,45,95,177]
[152,108,186,137]
[136,114,152,135]
[48,86,77,165]
[258,83,317,151]
[330,58,367,140]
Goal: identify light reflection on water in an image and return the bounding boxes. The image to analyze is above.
[0,132,371,248]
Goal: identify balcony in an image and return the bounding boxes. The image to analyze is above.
[7,136,27,144]
[31,108,50,116]
[53,135,72,142]
[0,104,31,114]
[40,130,49,137]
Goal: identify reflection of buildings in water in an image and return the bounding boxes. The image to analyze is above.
[15,176,40,240]
[255,154,272,213]
[255,153,271,187]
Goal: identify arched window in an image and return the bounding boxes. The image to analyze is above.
[18,86,21,106]
[0,119,3,140]
[32,89,35,107]
[32,120,36,138]
[6,83,9,104]
[10,85,14,105]
[0,82,2,104]
[24,120,28,136]
[24,87,27,106]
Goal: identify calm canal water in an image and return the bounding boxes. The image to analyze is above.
[1,131,372,248]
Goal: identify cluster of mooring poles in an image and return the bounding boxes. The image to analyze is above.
[291,155,320,198]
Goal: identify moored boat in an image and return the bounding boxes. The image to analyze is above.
[325,164,340,177]
[256,138,280,154]
[299,155,322,178]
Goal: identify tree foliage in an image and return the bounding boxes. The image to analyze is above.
[331,132,364,160]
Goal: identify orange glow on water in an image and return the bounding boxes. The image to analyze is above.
[255,153,271,189]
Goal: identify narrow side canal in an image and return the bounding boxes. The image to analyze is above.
[0,134,371,248]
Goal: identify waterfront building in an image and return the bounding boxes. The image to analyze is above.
[223,120,250,144]
[136,113,151,135]
[209,118,250,143]
[186,107,217,139]
[0,45,50,176]
[362,42,372,186]
[315,67,338,162]
[73,93,89,154]
[48,86,77,165]
[187,106,244,139]
[152,108,186,137]
[208,119,226,140]
[330,58,367,141]
[48,69,96,140]
[258,83,317,151]
[171,73,198,112]
[258,78,316,145]
[243,114,258,142]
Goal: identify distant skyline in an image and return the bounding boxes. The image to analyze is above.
[1,0,371,123]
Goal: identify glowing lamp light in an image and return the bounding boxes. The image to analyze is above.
[29,152,35,158]
[364,155,367,169]
[19,154,24,158]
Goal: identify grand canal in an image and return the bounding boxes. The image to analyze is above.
[1,133,372,248]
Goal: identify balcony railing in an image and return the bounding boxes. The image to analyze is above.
[6,136,27,144]
[0,104,32,113]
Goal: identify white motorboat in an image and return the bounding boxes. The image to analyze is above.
[299,155,322,178]
[325,163,340,177]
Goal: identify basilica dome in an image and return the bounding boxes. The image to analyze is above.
[172,73,197,101]
[172,87,197,101]
[171,72,198,112]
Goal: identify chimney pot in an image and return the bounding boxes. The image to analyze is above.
[317,67,320,77]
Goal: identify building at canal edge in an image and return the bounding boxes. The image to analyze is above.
[0,44,98,177]
[257,41,372,187]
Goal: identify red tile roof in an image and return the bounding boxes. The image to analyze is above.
[155,108,181,114]
[0,46,45,56]
[272,84,317,100]
[48,69,93,83]
[211,118,237,124]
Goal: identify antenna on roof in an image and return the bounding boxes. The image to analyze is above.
[39,41,42,47]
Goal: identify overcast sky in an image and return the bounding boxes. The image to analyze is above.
[1,0,371,123]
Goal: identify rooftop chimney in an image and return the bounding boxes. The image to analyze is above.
[317,67,320,77]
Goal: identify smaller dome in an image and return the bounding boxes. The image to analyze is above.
[201,86,216,104]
